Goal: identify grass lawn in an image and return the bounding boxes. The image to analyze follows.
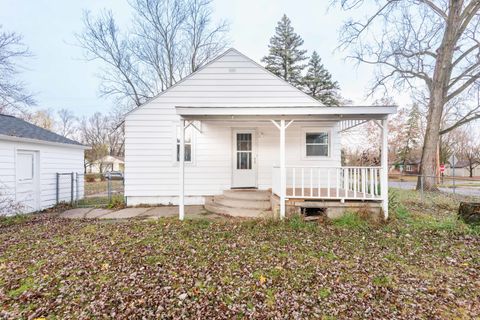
[84,180,124,196]
[1,189,479,319]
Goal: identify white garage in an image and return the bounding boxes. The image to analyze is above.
[0,114,88,215]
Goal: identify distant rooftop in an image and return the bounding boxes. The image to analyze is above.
[0,114,83,146]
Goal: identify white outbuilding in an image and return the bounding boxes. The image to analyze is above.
[0,114,88,215]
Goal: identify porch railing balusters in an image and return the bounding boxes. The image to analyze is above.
[301,168,305,197]
[317,168,321,197]
[362,168,366,199]
[370,168,375,198]
[310,168,313,197]
[336,168,340,198]
[327,169,331,198]
[353,168,357,198]
[292,167,296,197]
[272,165,382,200]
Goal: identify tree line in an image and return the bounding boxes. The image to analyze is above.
[343,102,480,178]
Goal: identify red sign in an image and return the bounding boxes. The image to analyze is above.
[440,164,445,173]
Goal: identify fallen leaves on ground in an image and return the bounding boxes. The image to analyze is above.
[0,215,479,319]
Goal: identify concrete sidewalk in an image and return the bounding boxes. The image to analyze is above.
[59,205,213,220]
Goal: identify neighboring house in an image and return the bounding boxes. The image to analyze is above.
[445,160,480,177]
[390,158,421,174]
[124,48,396,220]
[86,155,125,173]
[0,114,88,215]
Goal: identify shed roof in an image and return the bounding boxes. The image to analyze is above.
[0,114,83,146]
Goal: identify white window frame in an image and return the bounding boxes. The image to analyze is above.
[301,127,331,160]
[173,123,195,166]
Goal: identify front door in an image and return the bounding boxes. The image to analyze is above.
[16,151,39,212]
[232,130,257,188]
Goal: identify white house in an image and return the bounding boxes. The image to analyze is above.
[87,155,125,174]
[444,161,480,177]
[124,48,396,220]
[0,114,88,215]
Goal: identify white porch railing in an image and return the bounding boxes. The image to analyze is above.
[272,166,383,200]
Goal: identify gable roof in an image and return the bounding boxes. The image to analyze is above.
[0,114,84,146]
[127,48,324,116]
[449,160,477,168]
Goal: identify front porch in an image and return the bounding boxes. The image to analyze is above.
[176,106,396,220]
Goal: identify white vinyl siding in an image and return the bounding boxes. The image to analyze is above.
[124,49,339,206]
[0,140,84,215]
[125,119,341,205]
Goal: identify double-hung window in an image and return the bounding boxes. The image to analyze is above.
[176,126,192,162]
[304,130,329,157]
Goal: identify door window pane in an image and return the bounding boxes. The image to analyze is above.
[237,133,252,151]
[237,152,252,169]
[236,133,252,169]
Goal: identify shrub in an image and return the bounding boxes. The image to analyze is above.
[0,186,24,215]
[107,195,125,209]
[85,174,97,182]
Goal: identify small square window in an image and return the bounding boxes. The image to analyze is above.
[305,132,329,157]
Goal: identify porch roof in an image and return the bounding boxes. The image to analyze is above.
[175,106,397,120]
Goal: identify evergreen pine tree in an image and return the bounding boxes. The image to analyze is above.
[398,104,422,165]
[261,14,308,86]
[301,51,340,106]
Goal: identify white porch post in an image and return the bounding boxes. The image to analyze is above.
[179,119,185,220]
[279,119,286,220]
[380,118,389,220]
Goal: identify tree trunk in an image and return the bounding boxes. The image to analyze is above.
[458,202,480,225]
[417,90,443,190]
[417,2,462,191]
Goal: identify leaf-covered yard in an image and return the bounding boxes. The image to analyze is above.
[1,191,479,319]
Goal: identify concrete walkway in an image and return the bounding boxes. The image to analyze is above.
[59,205,211,220]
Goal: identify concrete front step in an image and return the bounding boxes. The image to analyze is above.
[223,189,271,201]
[214,195,271,210]
[205,202,272,218]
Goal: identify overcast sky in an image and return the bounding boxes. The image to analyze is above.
[3,0,398,116]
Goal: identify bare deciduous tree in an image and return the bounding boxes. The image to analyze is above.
[23,108,55,130]
[0,26,35,115]
[334,0,480,190]
[79,110,126,173]
[77,0,229,108]
[56,108,78,139]
[443,127,480,177]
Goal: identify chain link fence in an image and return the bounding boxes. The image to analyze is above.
[55,172,84,206]
[76,173,124,208]
[389,173,480,209]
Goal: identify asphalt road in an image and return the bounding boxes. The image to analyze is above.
[389,181,480,197]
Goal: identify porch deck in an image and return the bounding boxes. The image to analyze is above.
[285,187,379,200]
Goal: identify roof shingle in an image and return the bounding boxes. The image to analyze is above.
[0,114,83,146]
